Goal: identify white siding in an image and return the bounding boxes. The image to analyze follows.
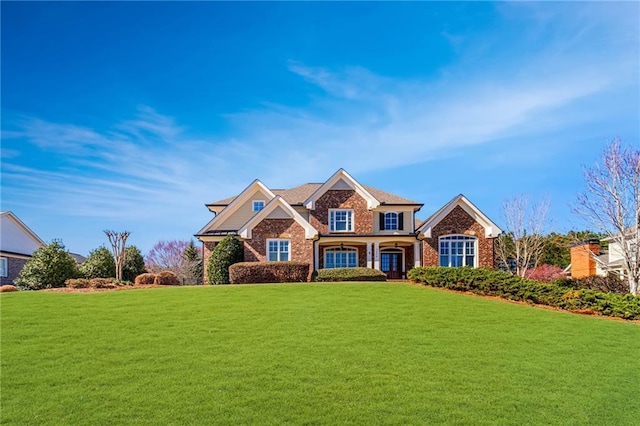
[0,215,43,255]
[214,188,274,230]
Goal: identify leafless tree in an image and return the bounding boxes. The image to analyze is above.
[104,230,130,281]
[575,138,640,295]
[496,195,549,278]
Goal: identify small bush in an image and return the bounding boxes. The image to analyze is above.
[15,240,80,290]
[229,262,310,284]
[525,264,566,283]
[408,267,640,320]
[135,273,157,285]
[316,267,387,282]
[89,278,117,289]
[0,285,18,293]
[155,271,180,286]
[66,278,91,289]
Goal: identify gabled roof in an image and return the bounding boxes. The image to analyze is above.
[416,194,502,239]
[238,196,318,239]
[208,183,420,207]
[304,169,380,210]
[0,211,46,247]
[197,180,276,235]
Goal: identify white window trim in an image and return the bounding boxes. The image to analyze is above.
[384,211,399,231]
[329,209,354,233]
[324,246,359,268]
[438,235,478,268]
[0,257,7,277]
[266,238,290,262]
[252,200,265,212]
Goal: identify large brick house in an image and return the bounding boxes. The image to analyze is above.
[196,169,502,281]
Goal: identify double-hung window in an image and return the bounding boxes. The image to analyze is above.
[267,239,289,261]
[439,235,476,268]
[0,257,7,277]
[329,209,354,232]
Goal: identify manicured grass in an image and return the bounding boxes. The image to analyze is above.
[2,283,639,425]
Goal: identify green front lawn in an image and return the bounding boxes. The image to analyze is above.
[2,283,639,425]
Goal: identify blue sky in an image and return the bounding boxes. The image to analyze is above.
[1,2,639,256]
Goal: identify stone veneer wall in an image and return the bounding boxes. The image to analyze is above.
[422,205,495,268]
[309,190,372,234]
[244,218,313,265]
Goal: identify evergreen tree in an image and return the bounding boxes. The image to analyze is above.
[183,240,203,284]
[207,235,243,285]
[123,245,146,282]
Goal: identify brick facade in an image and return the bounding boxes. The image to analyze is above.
[309,190,372,234]
[244,219,313,264]
[0,256,29,286]
[422,206,494,268]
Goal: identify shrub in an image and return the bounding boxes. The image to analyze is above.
[207,235,244,285]
[89,278,117,289]
[408,267,640,320]
[525,264,566,283]
[0,285,18,293]
[66,278,91,289]
[155,271,180,286]
[557,275,629,295]
[15,240,80,290]
[134,273,156,285]
[316,267,387,282]
[229,262,310,284]
[80,246,116,279]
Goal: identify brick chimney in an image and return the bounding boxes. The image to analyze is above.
[570,240,600,279]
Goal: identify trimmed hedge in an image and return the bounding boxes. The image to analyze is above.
[134,273,156,285]
[408,267,640,320]
[554,275,629,295]
[155,271,180,286]
[315,267,387,282]
[229,262,310,284]
[0,285,18,293]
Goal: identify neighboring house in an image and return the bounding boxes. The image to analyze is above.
[570,230,638,280]
[0,211,45,285]
[196,169,502,282]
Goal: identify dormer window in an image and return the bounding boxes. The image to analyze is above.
[379,212,404,231]
[329,209,354,232]
[252,200,265,212]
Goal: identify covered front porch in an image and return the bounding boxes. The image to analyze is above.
[314,236,421,279]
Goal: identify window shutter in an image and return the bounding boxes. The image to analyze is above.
[379,212,385,230]
[398,212,404,230]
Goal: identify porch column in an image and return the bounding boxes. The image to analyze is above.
[373,241,380,270]
[314,241,320,271]
[414,242,421,268]
[366,242,373,268]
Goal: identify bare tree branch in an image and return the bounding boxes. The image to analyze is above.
[104,230,130,281]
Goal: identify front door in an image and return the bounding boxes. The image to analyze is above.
[381,251,402,279]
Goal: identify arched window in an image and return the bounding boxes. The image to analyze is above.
[439,235,476,267]
[325,247,358,268]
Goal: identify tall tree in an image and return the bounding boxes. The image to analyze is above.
[183,240,203,284]
[145,240,190,279]
[574,138,640,295]
[104,230,130,281]
[495,195,549,277]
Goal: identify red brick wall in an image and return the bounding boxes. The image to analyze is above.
[0,256,29,286]
[422,205,495,268]
[309,190,372,234]
[244,219,313,264]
